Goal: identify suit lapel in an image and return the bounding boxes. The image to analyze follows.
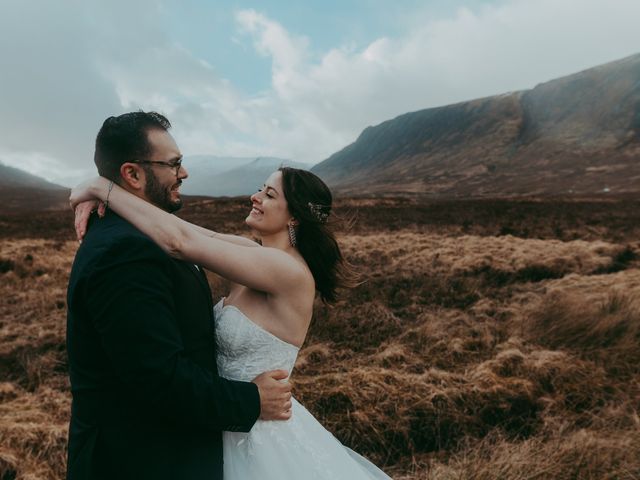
[184,263,213,311]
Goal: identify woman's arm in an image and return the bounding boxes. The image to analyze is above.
[183,221,259,247]
[72,200,258,248]
[70,177,309,294]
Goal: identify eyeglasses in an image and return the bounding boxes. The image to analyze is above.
[135,159,183,176]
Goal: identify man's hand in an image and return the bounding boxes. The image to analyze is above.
[252,370,292,421]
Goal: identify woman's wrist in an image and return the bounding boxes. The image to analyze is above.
[94,177,110,201]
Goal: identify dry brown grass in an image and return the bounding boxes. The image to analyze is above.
[393,428,640,480]
[1,198,639,479]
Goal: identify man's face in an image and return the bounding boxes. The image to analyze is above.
[142,129,188,213]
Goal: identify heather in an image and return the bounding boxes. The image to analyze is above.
[1,197,639,479]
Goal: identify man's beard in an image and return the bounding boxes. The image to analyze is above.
[144,169,182,213]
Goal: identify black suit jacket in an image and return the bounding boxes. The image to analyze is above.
[66,211,260,480]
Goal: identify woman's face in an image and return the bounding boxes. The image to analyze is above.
[246,171,293,235]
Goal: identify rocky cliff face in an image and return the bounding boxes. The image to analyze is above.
[312,53,640,196]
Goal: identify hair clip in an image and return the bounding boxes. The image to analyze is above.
[308,202,330,223]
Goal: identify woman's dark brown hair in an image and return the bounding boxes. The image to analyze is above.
[278,167,356,304]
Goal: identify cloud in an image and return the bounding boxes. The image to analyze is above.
[230,0,640,166]
[398,0,640,100]
[0,0,177,183]
[220,0,640,168]
[1,0,639,185]
[236,9,309,80]
[0,0,271,184]
[0,2,120,175]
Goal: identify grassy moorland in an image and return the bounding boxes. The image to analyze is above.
[1,196,639,479]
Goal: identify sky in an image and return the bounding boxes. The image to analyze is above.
[1,0,639,186]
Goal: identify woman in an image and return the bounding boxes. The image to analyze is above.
[71,167,390,479]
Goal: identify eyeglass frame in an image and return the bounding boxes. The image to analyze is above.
[134,159,184,176]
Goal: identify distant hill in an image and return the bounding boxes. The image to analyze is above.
[0,156,311,212]
[0,163,67,190]
[0,163,69,212]
[312,53,640,196]
[180,155,253,195]
[181,156,309,196]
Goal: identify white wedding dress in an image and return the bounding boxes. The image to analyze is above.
[214,300,391,479]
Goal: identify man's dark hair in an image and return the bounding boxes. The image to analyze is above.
[94,111,171,182]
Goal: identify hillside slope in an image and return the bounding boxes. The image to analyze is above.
[312,53,640,196]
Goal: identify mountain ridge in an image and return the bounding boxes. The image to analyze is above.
[0,163,67,190]
[0,156,310,212]
[312,53,640,196]
[0,163,70,212]
[180,156,308,196]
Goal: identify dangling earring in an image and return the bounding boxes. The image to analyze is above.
[288,223,297,247]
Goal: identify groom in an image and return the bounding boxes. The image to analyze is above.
[66,111,292,480]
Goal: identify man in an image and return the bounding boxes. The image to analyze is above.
[66,111,291,480]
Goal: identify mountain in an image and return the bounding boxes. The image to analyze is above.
[181,156,309,196]
[0,156,309,212]
[0,163,67,190]
[180,155,273,195]
[0,163,69,212]
[312,53,640,196]
[180,155,257,196]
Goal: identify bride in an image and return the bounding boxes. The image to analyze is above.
[71,166,391,479]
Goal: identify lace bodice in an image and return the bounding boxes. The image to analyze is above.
[214,300,300,382]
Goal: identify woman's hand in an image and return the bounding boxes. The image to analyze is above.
[69,177,101,210]
[70,177,109,242]
[74,200,105,242]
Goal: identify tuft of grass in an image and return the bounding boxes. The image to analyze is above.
[525,291,640,379]
[595,245,638,274]
[392,429,640,480]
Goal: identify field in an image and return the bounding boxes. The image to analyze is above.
[1,196,640,479]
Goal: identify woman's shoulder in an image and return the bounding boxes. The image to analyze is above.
[293,253,316,289]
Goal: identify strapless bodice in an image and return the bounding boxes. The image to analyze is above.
[215,301,392,480]
[214,300,300,382]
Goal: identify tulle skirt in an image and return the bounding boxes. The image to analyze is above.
[223,398,391,479]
